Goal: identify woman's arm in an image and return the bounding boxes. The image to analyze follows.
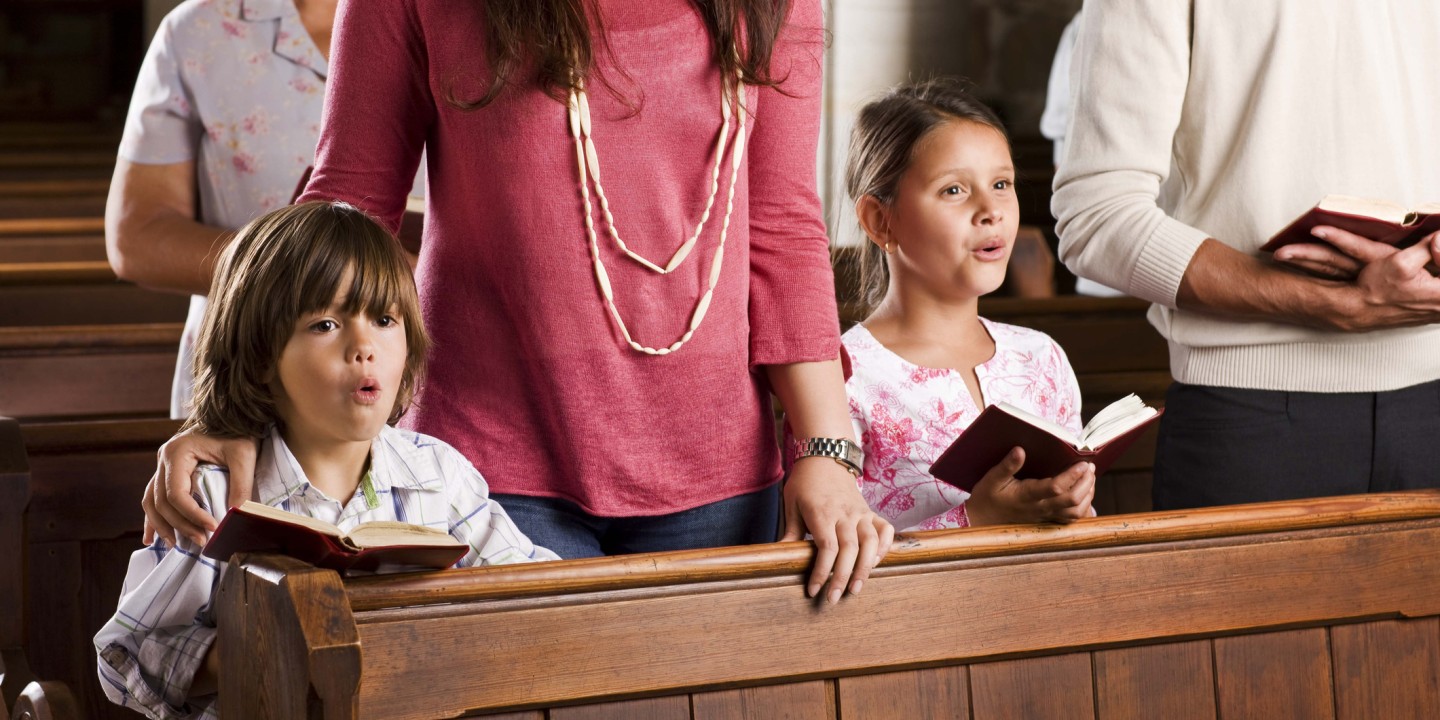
[769,360,894,603]
[106,158,230,296]
[296,0,432,229]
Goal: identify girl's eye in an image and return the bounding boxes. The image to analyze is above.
[309,319,338,333]
[377,315,398,328]
[993,179,1014,191]
[942,185,965,196]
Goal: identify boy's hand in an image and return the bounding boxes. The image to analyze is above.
[142,429,260,547]
[964,447,1096,526]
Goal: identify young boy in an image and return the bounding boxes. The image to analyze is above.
[95,202,557,719]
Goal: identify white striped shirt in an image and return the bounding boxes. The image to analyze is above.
[95,425,557,719]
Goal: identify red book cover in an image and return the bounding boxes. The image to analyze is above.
[202,502,467,573]
[1260,196,1440,252]
[928,404,1161,494]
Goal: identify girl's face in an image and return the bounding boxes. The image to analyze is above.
[884,119,1019,302]
[271,268,408,449]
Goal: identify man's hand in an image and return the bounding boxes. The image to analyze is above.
[1301,227,1440,331]
[780,456,895,605]
[142,429,259,546]
[964,448,1096,526]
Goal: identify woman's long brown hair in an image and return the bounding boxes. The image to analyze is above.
[451,0,794,109]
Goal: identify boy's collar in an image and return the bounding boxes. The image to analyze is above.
[256,426,442,507]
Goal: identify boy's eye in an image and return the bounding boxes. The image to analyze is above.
[377,315,399,328]
[993,179,1014,191]
[942,185,965,196]
[309,319,338,333]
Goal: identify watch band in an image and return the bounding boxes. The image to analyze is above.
[793,437,863,477]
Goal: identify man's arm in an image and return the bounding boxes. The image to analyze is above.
[105,158,231,296]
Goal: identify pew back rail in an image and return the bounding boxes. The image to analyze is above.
[220,492,1440,719]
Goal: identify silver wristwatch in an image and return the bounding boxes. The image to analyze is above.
[794,437,864,477]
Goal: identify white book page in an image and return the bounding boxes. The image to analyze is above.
[1080,394,1158,449]
[995,402,1081,448]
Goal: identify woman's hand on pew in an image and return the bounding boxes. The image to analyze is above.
[142,429,259,546]
[781,457,896,605]
[964,448,1097,527]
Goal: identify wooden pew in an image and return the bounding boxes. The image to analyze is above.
[0,235,105,265]
[8,682,80,720]
[0,151,114,182]
[219,491,1440,718]
[0,324,180,420]
[0,180,107,220]
[0,260,189,326]
[0,416,182,719]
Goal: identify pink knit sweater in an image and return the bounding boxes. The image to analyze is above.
[301,0,838,515]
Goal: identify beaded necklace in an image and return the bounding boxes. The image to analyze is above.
[568,71,748,355]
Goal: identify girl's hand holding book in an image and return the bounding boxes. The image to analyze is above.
[964,447,1096,527]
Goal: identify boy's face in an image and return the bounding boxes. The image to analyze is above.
[271,268,408,450]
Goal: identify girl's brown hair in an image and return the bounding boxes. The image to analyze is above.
[841,77,1008,311]
[185,201,430,438]
[451,0,797,109]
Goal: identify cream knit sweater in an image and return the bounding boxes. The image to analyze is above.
[1052,0,1440,392]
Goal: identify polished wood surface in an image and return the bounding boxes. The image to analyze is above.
[0,324,180,420]
[8,681,80,720]
[1,416,182,719]
[219,492,1440,718]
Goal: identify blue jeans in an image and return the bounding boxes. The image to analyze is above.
[492,484,781,559]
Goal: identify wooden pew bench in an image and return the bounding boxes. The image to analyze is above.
[0,324,180,420]
[0,260,188,327]
[0,151,115,182]
[220,491,1440,719]
[0,235,105,264]
[0,416,182,719]
[0,180,108,220]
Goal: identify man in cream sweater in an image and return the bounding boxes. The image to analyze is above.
[1052,0,1440,509]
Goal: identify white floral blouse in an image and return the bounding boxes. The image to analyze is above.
[842,319,1083,531]
[120,0,423,418]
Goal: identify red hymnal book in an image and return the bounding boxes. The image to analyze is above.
[202,501,467,573]
[928,395,1162,493]
[1260,195,1440,252]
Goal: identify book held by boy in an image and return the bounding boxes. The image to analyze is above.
[202,500,467,573]
[928,394,1162,493]
[1259,195,1440,252]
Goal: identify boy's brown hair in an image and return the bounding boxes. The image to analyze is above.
[185,201,430,438]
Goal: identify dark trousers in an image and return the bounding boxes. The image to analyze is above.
[1153,380,1440,510]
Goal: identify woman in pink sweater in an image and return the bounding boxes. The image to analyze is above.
[142,0,891,603]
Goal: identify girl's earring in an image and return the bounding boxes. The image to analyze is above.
[884,241,895,254]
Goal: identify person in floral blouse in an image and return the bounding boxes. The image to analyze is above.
[839,79,1097,531]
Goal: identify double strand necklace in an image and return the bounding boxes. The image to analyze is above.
[568,70,748,355]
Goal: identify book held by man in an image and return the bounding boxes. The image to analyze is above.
[1260,195,1440,252]
[928,394,1162,493]
[202,501,467,573]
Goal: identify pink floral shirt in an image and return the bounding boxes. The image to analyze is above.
[843,319,1083,531]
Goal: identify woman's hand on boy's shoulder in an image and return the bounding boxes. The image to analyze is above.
[965,448,1096,527]
[143,429,261,547]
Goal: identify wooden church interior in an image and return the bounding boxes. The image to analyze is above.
[1,1,1438,718]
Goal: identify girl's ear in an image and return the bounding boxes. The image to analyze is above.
[855,195,893,252]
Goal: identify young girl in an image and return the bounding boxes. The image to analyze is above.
[841,79,1097,531]
[95,201,556,719]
